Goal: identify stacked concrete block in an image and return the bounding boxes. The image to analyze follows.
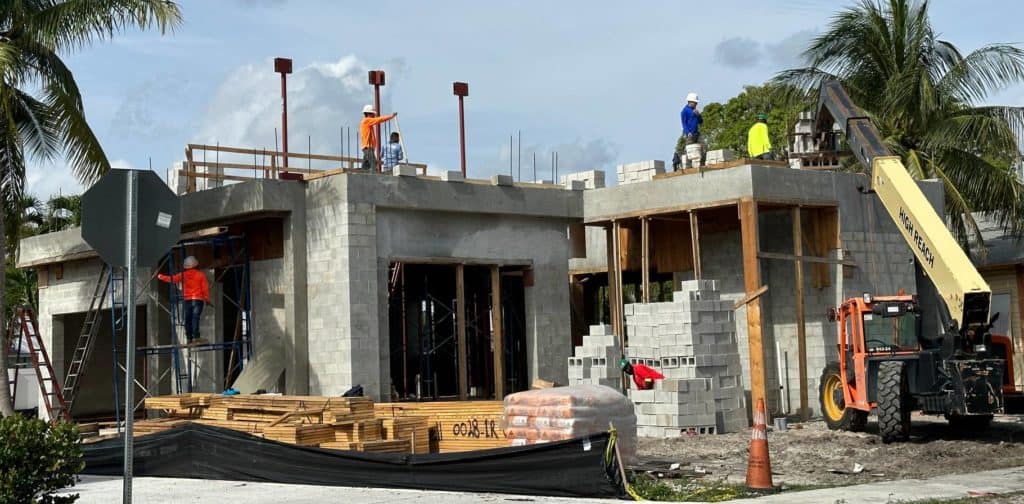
[705,149,735,165]
[616,160,664,185]
[567,324,622,390]
[559,170,606,189]
[624,280,747,435]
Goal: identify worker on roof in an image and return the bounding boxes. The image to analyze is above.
[360,104,397,171]
[748,113,774,160]
[157,256,211,347]
[680,92,703,144]
[383,131,404,170]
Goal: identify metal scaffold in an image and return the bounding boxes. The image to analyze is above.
[109,233,254,426]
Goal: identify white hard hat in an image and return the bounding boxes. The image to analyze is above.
[686,92,699,103]
[184,256,198,269]
[362,104,376,114]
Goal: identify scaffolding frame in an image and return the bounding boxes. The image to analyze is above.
[109,233,253,426]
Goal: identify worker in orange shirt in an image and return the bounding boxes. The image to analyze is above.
[360,104,397,170]
[157,256,211,346]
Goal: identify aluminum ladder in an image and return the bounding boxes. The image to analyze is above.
[61,267,112,414]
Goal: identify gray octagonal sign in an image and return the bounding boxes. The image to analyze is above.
[82,169,181,267]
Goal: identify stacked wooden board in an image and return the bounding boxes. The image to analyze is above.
[138,394,497,454]
[374,401,507,453]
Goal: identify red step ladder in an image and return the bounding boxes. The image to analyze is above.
[6,305,70,421]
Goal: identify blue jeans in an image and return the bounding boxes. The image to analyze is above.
[184,300,205,340]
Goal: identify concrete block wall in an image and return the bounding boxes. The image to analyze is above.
[617,160,665,185]
[305,187,381,398]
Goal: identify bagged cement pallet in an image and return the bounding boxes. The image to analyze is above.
[504,384,637,463]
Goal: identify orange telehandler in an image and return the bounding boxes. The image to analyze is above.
[815,81,1006,442]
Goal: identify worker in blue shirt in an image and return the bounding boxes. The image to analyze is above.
[680,92,703,143]
[680,92,705,166]
[383,131,403,170]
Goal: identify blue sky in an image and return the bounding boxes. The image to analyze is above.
[28,0,1024,196]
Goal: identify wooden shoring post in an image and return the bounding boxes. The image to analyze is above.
[611,220,624,340]
[456,264,468,400]
[490,265,505,399]
[690,210,702,279]
[739,199,768,414]
[185,145,195,193]
[641,217,650,303]
[793,206,809,420]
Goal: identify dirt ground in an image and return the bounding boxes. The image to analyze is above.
[637,414,1024,487]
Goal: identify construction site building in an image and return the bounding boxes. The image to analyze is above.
[17,149,955,421]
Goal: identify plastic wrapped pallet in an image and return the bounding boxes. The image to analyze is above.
[503,384,636,463]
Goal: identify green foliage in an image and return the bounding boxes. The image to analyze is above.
[674,84,810,157]
[774,0,1024,249]
[629,474,753,502]
[0,416,84,503]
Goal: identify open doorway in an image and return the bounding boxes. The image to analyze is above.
[387,262,528,401]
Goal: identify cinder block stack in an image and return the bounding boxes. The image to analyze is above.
[705,149,736,165]
[624,280,747,436]
[567,324,623,390]
[616,160,665,185]
[559,170,606,189]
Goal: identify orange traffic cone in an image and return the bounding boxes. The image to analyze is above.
[745,398,774,492]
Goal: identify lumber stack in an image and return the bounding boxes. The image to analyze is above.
[374,401,508,453]
[380,416,430,454]
[132,394,511,454]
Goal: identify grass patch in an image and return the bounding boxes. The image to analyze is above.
[629,474,756,502]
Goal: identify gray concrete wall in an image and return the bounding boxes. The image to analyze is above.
[304,173,578,401]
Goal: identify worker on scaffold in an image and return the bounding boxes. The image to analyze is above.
[157,255,211,347]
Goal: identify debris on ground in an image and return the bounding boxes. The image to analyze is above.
[637,416,1024,487]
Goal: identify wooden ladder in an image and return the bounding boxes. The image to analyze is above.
[62,267,112,414]
[7,306,70,421]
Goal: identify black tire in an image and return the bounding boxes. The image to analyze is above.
[819,362,869,431]
[877,361,911,443]
[947,413,994,431]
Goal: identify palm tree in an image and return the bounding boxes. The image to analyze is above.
[0,1,182,417]
[774,0,1024,249]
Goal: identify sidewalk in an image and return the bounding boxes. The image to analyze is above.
[733,465,1024,503]
[65,466,1024,503]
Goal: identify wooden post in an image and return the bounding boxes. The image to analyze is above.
[611,220,624,339]
[185,146,195,193]
[793,206,809,420]
[690,211,702,279]
[739,199,768,413]
[491,265,505,399]
[456,264,468,400]
[641,217,650,303]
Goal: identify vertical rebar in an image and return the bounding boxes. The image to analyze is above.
[517,130,521,182]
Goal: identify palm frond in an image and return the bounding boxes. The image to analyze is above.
[937,44,1024,104]
[27,0,182,52]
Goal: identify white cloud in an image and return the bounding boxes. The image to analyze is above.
[195,55,406,165]
[25,162,82,198]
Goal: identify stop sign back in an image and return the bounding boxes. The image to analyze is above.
[81,169,181,267]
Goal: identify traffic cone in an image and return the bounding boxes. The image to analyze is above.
[745,398,774,492]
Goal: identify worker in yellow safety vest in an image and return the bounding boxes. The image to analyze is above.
[747,113,774,160]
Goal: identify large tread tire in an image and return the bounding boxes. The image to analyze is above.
[819,362,869,431]
[878,361,911,443]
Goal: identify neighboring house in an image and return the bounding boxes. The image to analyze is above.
[969,214,1024,391]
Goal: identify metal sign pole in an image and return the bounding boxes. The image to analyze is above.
[123,170,138,503]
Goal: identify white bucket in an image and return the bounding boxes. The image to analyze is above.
[685,143,702,160]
